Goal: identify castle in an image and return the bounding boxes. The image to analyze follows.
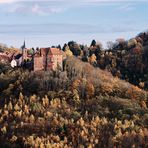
[34,47,63,71]
[11,41,64,71]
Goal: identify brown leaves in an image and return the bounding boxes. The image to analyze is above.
[125,85,143,100]
[72,78,95,99]
[100,82,113,94]
[88,54,97,65]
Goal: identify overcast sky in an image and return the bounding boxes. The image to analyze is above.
[0,0,148,48]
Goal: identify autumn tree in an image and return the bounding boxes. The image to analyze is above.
[68,41,81,57]
[72,78,94,99]
[88,54,97,66]
[65,45,73,57]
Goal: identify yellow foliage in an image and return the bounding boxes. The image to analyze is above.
[14,103,21,111]
[42,95,49,107]
[89,54,97,64]
[65,45,73,57]
[10,135,18,142]
[45,111,53,118]
[29,114,35,123]
[77,117,85,126]
[19,92,24,100]
[24,105,29,114]
[30,95,37,103]
[8,101,13,110]
[128,38,137,48]
[1,126,7,134]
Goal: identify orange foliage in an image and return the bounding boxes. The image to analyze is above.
[126,85,143,100]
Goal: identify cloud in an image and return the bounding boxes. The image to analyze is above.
[4,1,64,15]
[31,4,63,14]
[0,0,148,15]
[117,4,135,12]
[0,0,17,3]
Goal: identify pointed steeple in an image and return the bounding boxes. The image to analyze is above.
[21,40,26,65]
[21,40,26,50]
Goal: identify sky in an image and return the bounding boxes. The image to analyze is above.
[0,0,148,48]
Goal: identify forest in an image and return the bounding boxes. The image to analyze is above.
[0,31,148,147]
[62,32,148,91]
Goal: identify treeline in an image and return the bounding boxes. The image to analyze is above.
[61,32,148,90]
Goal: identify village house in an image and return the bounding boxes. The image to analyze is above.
[9,41,65,71]
[10,41,33,68]
[11,59,17,68]
[11,53,23,67]
[34,47,63,71]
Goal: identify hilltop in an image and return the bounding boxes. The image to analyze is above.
[0,31,148,90]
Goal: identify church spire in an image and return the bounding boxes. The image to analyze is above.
[21,40,26,65]
[21,40,26,50]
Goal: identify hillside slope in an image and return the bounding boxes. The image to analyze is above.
[0,57,148,147]
[105,32,148,89]
[66,32,148,90]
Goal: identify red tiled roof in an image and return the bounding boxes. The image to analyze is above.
[40,48,50,56]
[50,48,63,55]
[40,48,62,56]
